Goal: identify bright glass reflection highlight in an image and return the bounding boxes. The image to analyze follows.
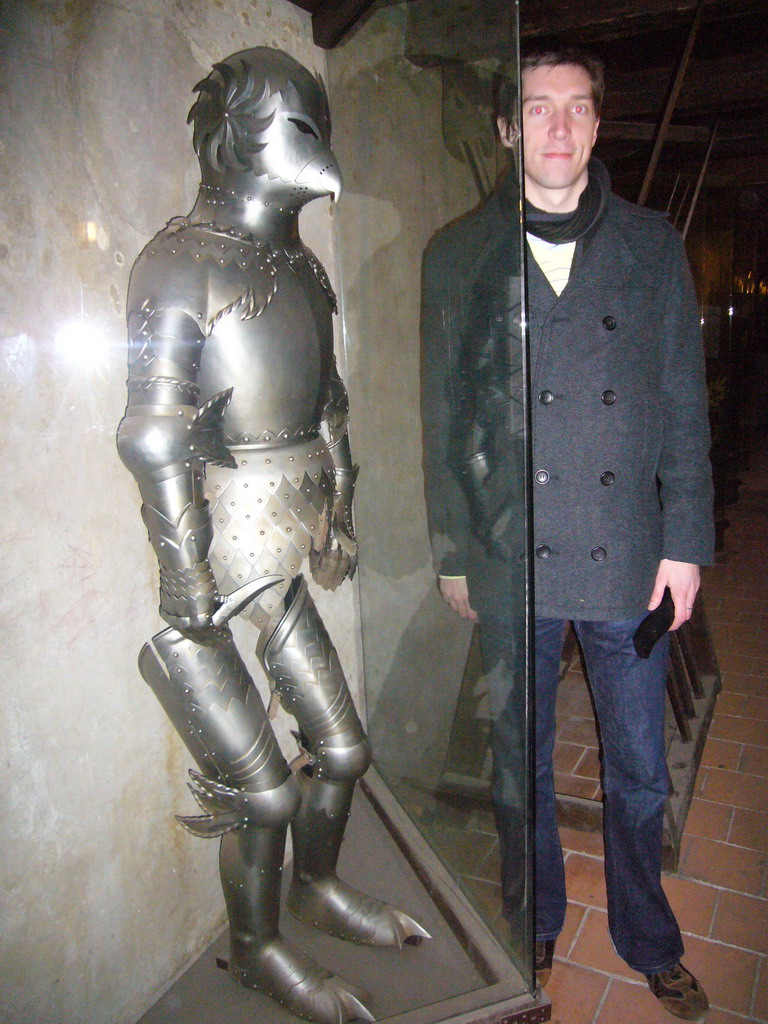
[54,318,109,367]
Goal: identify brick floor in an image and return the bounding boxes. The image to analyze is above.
[545,437,768,1022]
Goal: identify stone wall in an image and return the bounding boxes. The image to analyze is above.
[327,6,488,783]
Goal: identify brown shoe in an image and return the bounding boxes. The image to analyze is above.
[646,963,709,1020]
[535,939,555,987]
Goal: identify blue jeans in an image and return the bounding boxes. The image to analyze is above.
[535,617,684,974]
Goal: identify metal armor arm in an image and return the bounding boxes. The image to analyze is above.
[117,302,235,629]
[312,357,358,590]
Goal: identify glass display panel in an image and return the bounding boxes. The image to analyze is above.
[328,0,533,994]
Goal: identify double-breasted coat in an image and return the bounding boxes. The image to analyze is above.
[422,162,714,621]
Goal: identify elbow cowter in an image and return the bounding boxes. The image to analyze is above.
[116,405,199,485]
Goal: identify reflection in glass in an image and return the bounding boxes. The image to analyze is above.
[327,0,533,993]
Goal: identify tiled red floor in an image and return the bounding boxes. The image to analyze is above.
[545,437,768,1023]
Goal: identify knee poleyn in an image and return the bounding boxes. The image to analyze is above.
[178,769,302,837]
[312,735,371,783]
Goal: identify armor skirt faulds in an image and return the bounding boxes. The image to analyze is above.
[206,436,335,629]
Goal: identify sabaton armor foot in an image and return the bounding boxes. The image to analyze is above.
[287,876,431,948]
[226,936,374,1024]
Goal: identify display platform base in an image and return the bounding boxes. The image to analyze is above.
[138,768,549,1024]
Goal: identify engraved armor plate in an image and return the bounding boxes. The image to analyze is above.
[206,437,335,627]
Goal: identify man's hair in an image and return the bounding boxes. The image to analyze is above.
[520,46,605,117]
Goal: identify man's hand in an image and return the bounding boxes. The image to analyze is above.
[648,558,700,631]
[439,577,478,622]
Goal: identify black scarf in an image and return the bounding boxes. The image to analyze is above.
[525,159,608,243]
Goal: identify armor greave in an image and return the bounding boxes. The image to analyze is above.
[220,827,374,1024]
[260,578,429,949]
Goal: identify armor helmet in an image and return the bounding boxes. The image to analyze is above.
[189,47,342,204]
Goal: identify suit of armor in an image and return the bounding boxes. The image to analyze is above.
[117,48,427,1024]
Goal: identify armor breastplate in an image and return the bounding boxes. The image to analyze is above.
[127,220,338,446]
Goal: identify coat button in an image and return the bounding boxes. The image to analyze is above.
[602,315,617,331]
[539,390,554,405]
[535,470,550,484]
[601,390,616,405]
[536,544,551,559]
[600,471,615,486]
[591,547,607,561]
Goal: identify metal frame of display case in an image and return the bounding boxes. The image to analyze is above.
[360,768,550,1024]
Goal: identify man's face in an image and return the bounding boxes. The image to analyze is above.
[502,63,599,213]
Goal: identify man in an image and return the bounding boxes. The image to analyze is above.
[423,48,713,1021]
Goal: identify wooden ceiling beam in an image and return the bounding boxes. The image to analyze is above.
[519,0,768,41]
[603,56,768,121]
[705,153,768,187]
[599,121,710,142]
[638,0,703,205]
[309,0,378,48]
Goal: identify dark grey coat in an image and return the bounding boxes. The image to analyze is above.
[422,167,714,621]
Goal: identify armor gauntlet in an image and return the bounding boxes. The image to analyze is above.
[312,359,358,590]
[117,303,235,629]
